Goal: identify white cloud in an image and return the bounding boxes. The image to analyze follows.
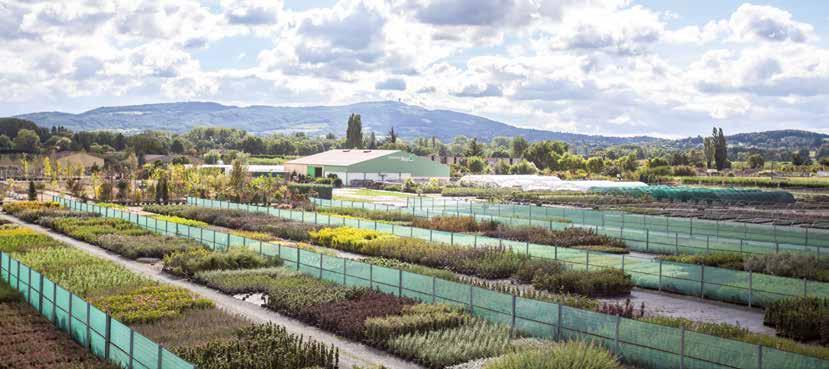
[375,78,407,90]
[729,4,816,43]
[1,0,827,137]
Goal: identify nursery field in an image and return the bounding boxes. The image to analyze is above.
[0,208,343,369]
[35,197,829,369]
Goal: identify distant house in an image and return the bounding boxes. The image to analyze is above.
[54,151,104,171]
[285,149,450,186]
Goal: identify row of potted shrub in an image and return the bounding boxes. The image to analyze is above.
[143,204,635,298]
[657,251,829,282]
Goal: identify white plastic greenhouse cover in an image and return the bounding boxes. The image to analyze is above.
[457,175,648,192]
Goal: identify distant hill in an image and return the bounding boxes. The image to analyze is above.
[11,101,827,152]
[671,130,828,151]
[14,101,659,146]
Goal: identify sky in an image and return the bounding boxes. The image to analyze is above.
[1,1,828,138]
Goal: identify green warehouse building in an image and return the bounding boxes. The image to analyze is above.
[284,149,449,186]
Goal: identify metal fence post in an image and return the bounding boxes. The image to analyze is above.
[128,330,134,369]
[398,269,403,297]
[757,345,763,369]
[431,276,436,304]
[680,326,685,369]
[748,269,753,308]
[614,315,621,355]
[658,259,663,291]
[511,294,516,330]
[157,345,163,369]
[556,303,562,340]
[104,315,111,359]
[296,248,300,271]
[700,265,705,299]
[468,285,473,312]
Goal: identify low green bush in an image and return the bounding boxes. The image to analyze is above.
[0,226,62,253]
[89,285,213,324]
[386,320,515,369]
[658,252,745,270]
[145,205,322,242]
[319,206,415,223]
[483,341,622,369]
[304,291,415,340]
[14,247,152,297]
[643,315,829,359]
[151,214,208,228]
[2,201,60,215]
[411,215,499,233]
[363,257,460,282]
[163,248,281,278]
[0,281,21,303]
[364,304,468,346]
[178,323,339,369]
[194,268,293,294]
[288,183,333,200]
[483,226,628,253]
[264,274,364,320]
[745,253,829,282]
[764,297,829,343]
[531,269,633,298]
[96,234,204,259]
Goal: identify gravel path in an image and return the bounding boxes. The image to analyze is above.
[0,213,423,369]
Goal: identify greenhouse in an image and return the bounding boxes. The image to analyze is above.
[457,175,647,192]
[591,185,796,204]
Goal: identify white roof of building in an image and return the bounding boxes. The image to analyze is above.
[285,149,400,166]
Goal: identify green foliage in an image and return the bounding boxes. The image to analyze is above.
[483,341,622,369]
[264,274,364,320]
[195,267,293,294]
[162,248,281,278]
[151,214,209,228]
[0,281,21,303]
[643,315,829,359]
[363,257,460,282]
[386,320,516,369]
[178,323,339,369]
[96,234,205,259]
[745,253,829,282]
[89,285,213,324]
[364,304,468,346]
[0,225,62,253]
[658,252,745,270]
[764,297,829,344]
[411,215,499,233]
[319,206,416,222]
[27,181,37,200]
[289,183,333,200]
[14,247,152,297]
[483,226,628,252]
[531,269,634,298]
[305,291,415,340]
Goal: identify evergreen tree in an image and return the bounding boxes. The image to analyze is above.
[703,136,715,169]
[387,127,398,144]
[465,138,484,157]
[368,132,377,149]
[27,180,37,201]
[345,113,363,148]
[714,127,728,170]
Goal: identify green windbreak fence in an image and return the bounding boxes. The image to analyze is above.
[592,186,796,204]
[323,197,829,257]
[55,196,828,369]
[0,252,195,369]
[176,197,829,307]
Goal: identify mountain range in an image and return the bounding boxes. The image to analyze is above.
[14,101,660,146]
[12,101,828,150]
